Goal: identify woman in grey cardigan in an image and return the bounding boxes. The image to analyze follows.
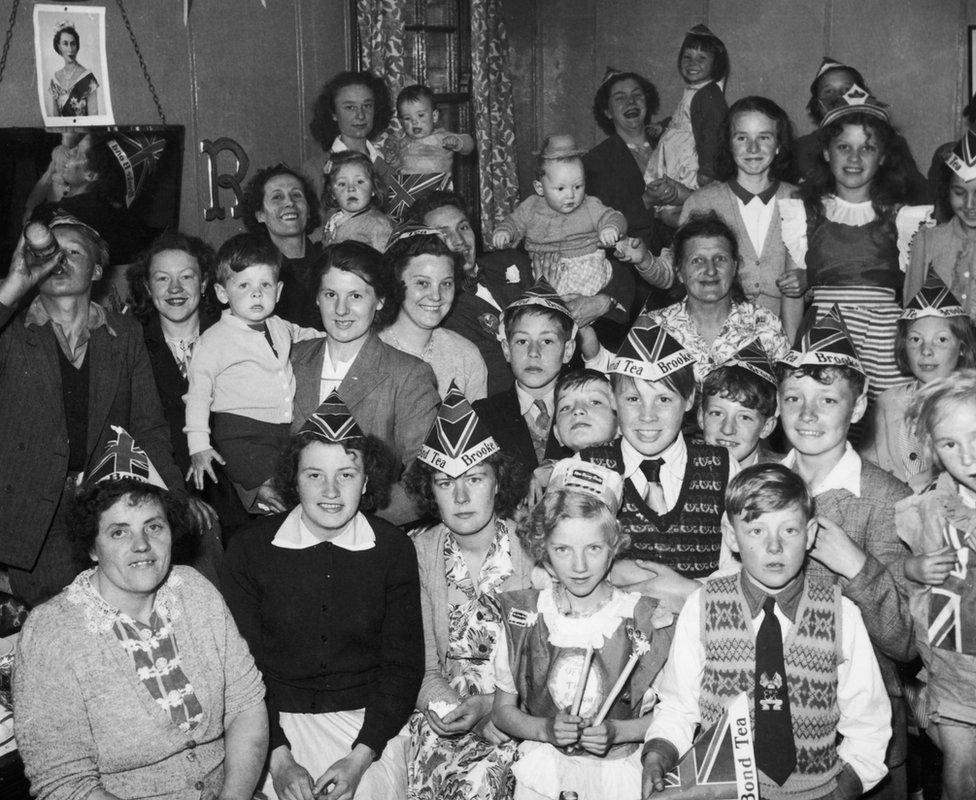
[403,383,534,800]
[14,454,267,800]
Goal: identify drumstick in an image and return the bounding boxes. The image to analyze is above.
[593,627,652,725]
[592,651,639,725]
[570,646,594,716]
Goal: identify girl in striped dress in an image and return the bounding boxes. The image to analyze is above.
[779,85,933,404]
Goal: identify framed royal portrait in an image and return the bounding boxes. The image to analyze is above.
[33,4,115,127]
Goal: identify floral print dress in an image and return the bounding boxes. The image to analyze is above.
[408,523,518,800]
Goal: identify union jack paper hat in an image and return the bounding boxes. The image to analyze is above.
[901,268,966,320]
[819,84,889,127]
[386,222,446,249]
[686,23,719,38]
[609,320,695,381]
[300,390,365,443]
[779,305,865,374]
[418,381,499,477]
[815,56,847,79]
[599,66,625,87]
[501,277,578,339]
[106,133,166,208]
[712,337,777,386]
[548,458,624,514]
[85,426,168,489]
[945,129,976,182]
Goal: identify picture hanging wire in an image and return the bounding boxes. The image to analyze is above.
[0,0,167,124]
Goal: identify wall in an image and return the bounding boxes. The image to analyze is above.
[0,0,349,245]
[505,0,974,197]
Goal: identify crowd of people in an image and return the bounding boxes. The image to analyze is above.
[5,20,976,800]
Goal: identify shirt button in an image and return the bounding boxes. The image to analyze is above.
[194,781,204,790]
[965,272,970,278]
[320,634,328,643]
[187,751,197,761]
[909,452,918,461]
[321,603,327,611]
[187,739,197,749]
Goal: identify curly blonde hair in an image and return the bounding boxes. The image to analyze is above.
[516,489,629,565]
[906,369,976,471]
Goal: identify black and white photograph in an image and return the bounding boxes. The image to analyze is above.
[32,3,114,126]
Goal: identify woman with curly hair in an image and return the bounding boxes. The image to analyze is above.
[302,71,394,207]
[378,225,487,400]
[242,164,324,329]
[126,231,231,562]
[222,398,422,800]
[403,384,532,800]
[583,69,661,249]
[15,435,267,800]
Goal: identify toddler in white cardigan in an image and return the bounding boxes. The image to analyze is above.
[184,232,323,511]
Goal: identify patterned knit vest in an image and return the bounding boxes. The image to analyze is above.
[581,438,729,578]
[699,574,843,800]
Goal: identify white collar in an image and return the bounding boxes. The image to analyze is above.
[537,586,640,648]
[515,383,554,417]
[781,443,862,497]
[331,136,380,163]
[823,195,877,226]
[271,505,376,551]
[621,432,686,477]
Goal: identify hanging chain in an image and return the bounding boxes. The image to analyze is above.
[0,0,21,90]
[115,0,167,124]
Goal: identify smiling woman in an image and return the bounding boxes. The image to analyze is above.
[242,164,324,329]
[14,458,267,800]
[643,212,790,383]
[379,226,488,400]
[221,399,422,800]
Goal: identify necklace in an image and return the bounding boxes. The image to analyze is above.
[388,328,434,361]
[553,582,614,618]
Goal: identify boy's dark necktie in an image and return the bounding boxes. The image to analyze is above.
[754,595,796,785]
[639,458,666,514]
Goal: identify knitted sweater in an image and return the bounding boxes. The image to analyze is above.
[14,567,264,800]
[700,573,843,800]
[495,195,626,259]
[582,439,729,578]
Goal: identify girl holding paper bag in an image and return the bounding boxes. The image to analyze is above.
[491,460,674,800]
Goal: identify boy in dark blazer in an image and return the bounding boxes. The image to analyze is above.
[473,279,575,470]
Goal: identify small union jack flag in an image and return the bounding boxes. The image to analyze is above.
[385,171,452,220]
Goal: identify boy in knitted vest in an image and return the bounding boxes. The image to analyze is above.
[642,464,890,800]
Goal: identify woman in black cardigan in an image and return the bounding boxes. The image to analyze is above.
[221,400,423,800]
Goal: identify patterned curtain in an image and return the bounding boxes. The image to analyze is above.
[355,0,407,94]
[470,0,519,239]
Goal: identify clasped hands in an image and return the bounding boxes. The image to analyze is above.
[546,711,617,757]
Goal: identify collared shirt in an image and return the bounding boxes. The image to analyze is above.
[331,136,381,164]
[319,340,356,402]
[271,505,376,551]
[621,434,688,510]
[781,443,863,498]
[24,296,116,368]
[644,572,891,792]
[740,570,805,623]
[728,179,779,258]
[515,384,554,420]
[621,434,740,512]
